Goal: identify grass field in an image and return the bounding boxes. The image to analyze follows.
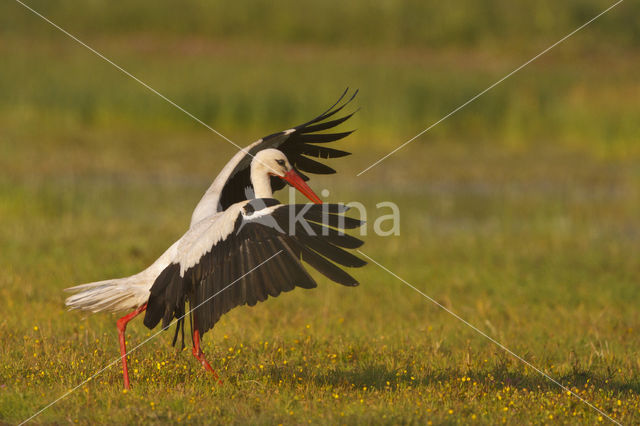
[1,1,640,424]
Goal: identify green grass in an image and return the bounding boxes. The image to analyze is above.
[2,1,640,424]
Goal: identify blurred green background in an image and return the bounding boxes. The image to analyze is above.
[1,0,639,159]
[1,0,639,423]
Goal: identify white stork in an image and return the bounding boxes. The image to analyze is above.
[65,90,362,389]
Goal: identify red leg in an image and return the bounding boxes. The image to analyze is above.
[117,303,147,390]
[192,325,221,384]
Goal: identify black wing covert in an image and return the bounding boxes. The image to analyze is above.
[143,199,366,338]
[217,89,358,210]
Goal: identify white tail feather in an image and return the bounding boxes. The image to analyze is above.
[65,241,179,314]
[65,275,151,313]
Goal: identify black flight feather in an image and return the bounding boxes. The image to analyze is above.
[144,201,365,341]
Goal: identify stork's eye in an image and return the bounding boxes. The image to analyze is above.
[276,159,285,166]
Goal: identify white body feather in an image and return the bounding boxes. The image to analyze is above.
[178,208,238,275]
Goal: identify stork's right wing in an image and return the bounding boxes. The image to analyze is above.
[144,200,366,337]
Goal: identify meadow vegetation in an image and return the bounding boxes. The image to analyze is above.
[1,0,639,423]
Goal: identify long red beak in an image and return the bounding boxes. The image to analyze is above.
[282,169,322,204]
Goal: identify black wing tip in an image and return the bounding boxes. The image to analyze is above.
[333,269,362,287]
[339,87,359,103]
[346,88,359,104]
[351,258,367,268]
[328,87,357,113]
[349,238,365,250]
[322,88,359,120]
[294,89,359,133]
[339,278,360,287]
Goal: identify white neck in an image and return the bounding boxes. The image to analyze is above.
[250,166,274,199]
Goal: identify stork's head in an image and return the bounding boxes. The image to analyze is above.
[252,149,322,204]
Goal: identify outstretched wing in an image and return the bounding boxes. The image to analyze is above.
[191,89,358,225]
[144,200,366,337]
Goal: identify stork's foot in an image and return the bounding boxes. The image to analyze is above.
[192,347,220,379]
[192,329,222,385]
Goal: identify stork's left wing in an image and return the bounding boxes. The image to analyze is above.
[190,90,358,225]
[144,200,366,337]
